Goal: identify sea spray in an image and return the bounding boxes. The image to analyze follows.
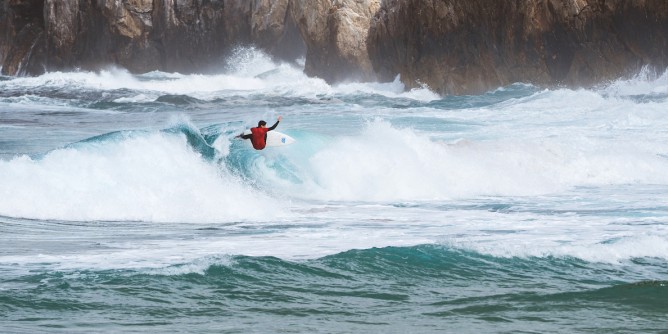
[0,131,281,222]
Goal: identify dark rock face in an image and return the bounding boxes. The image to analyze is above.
[1,0,46,75]
[2,0,668,95]
[251,0,305,64]
[1,0,307,75]
[0,0,376,82]
[367,0,668,95]
[290,0,379,83]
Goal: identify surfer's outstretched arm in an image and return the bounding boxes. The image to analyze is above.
[267,116,282,131]
[238,133,252,139]
[267,121,279,131]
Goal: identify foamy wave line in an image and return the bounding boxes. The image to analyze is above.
[0,131,280,222]
[446,235,668,264]
[253,119,668,202]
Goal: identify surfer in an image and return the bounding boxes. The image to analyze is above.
[237,116,282,150]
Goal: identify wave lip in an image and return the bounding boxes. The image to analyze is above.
[0,129,281,223]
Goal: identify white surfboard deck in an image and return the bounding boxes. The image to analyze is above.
[242,130,296,147]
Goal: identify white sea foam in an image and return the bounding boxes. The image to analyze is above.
[1,49,668,273]
[445,222,668,264]
[244,118,668,202]
[601,66,668,97]
[0,132,282,222]
[113,93,153,103]
[0,48,441,102]
[332,75,440,101]
[144,255,236,276]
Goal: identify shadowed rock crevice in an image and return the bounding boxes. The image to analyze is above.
[1,0,46,75]
[291,0,379,83]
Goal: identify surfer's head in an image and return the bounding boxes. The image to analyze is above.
[258,120,267,127]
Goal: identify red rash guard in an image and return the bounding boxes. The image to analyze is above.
[240,120,279,150]
[250,127,270,150]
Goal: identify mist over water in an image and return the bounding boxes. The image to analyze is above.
[1,49,667,332]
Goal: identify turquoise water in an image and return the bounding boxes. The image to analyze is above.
[2,243,666,332]
[1,51,667,332]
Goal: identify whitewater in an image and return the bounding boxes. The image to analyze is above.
[1,49,667,332]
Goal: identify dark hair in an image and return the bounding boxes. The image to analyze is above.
[258,120,267,127]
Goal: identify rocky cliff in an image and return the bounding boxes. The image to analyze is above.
[0,0,309,75]
[367,0,668,94]
[2,0,667,95]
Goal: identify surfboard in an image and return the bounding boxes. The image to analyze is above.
[242,130,296,147]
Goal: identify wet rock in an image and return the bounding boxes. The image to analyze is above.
[367,0,668,95]
[1,0,46,75]
[291,0,380,82]
[1,0,667,95]
[250,0,305,63]
[3,0,291,74]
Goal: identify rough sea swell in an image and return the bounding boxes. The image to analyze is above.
[1,50,667,332]
[2,245,666,333]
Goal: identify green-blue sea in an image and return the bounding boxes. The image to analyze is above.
[1,50,667,333]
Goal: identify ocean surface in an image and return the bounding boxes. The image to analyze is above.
[1,49,667,333]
